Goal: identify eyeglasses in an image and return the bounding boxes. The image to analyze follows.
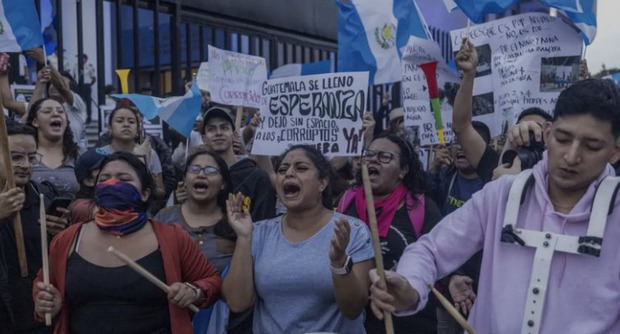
[10,152,42,166]
[187,165,219,176]
[362,150,399,164]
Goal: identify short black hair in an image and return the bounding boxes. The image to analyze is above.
[367,134,429,205]
[6,119,37,139]
[553,79,620,137]
[517,107,552,123]
[472,120,491,144]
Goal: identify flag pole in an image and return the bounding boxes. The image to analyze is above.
[0,98,28,277]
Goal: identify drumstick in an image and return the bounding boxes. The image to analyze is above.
[429,284,477,334]
[107,246,200,313]
[361,163,395,334]
[39,194,52,326]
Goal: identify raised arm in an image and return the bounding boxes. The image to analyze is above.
[222,193,256,312]
[452,39,487,169]
[330,217,374,319]
[0,66,26,117]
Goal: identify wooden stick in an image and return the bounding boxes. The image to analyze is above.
[107,246,200,313]
[361,163,394,334]
[429,284,477,334]
[235,105,243,131]
[0,107,28,277]
[39,194,52,326]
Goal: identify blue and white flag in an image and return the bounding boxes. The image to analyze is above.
[557,0,596,45]
[113,83,203,137]
[269,60,333,79]
[337,0,430,85]
[452,0,597,44]
[0,0,43,52]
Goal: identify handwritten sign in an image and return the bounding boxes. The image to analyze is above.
[251,72,369,156]
[207,46,267,108]
[196,62,209,91]
[450,13,582,136]
[401,36,459,146]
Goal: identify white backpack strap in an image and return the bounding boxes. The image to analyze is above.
[501,170,534,245]
[578,176,620,257]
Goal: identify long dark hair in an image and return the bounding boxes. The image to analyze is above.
[27,96,79,161]
[275,145,334,209]
[184,149,236,240]
[366,133,429,205]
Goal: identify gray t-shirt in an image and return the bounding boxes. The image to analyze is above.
[153,205,233,273]
[31,158,79,199]
[96,145,162,174]
[251,212,374,334]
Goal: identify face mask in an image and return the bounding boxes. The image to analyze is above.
[94,178,148,236]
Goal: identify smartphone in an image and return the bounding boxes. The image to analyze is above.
[46,197,73,217]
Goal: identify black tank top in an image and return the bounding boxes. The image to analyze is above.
[66,247,171,334]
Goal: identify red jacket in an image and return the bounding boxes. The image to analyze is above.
[33,220,222,334]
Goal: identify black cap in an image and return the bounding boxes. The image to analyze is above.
[75,149,106,183]
[201,106,235,134]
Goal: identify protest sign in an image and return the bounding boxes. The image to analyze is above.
[196,62,209,91]
[401,36,459,146]
[451,12,582,137]
[207,46,267,109]
[251,72,369,156]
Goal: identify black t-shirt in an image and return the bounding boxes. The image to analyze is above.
[345,197,442,334]
[0,182,56,333]
[476,145,500,183]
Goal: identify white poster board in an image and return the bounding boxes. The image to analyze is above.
[196,62,209,91]
[401,36,460,146]
[207,46,267,109]
[252,72,369,156]
[450,13,582,137]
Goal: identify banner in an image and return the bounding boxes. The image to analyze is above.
[401,36,459,146]
[207,46,267,109]
[252,72,369,156]
[196,62,209,91]
[450,12,582,137]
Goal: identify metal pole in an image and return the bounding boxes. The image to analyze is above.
[133,0,140,92]
[77,0,84,87]
[153,0,160,96]
[56,0,63,72]
[170,1,181,95]
[96,0,105,133]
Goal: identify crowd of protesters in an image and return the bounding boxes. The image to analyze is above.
[0,37,619,334]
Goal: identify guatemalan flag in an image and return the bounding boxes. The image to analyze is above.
[113,83,203,137]
[337,0,430,85]
[270,60,333,79]
[0,0,43,52]
[451,0,597,44]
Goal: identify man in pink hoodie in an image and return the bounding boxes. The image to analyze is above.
[368,56,620,333]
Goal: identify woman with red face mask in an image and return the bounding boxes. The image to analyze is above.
[33,152,221,334]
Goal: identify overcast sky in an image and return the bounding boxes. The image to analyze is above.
[585,0,620,74]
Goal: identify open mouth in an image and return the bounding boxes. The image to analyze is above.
[193,181,209,193]
[367,165,380,177]
[282,182,301,199]
[50,120,63,131]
